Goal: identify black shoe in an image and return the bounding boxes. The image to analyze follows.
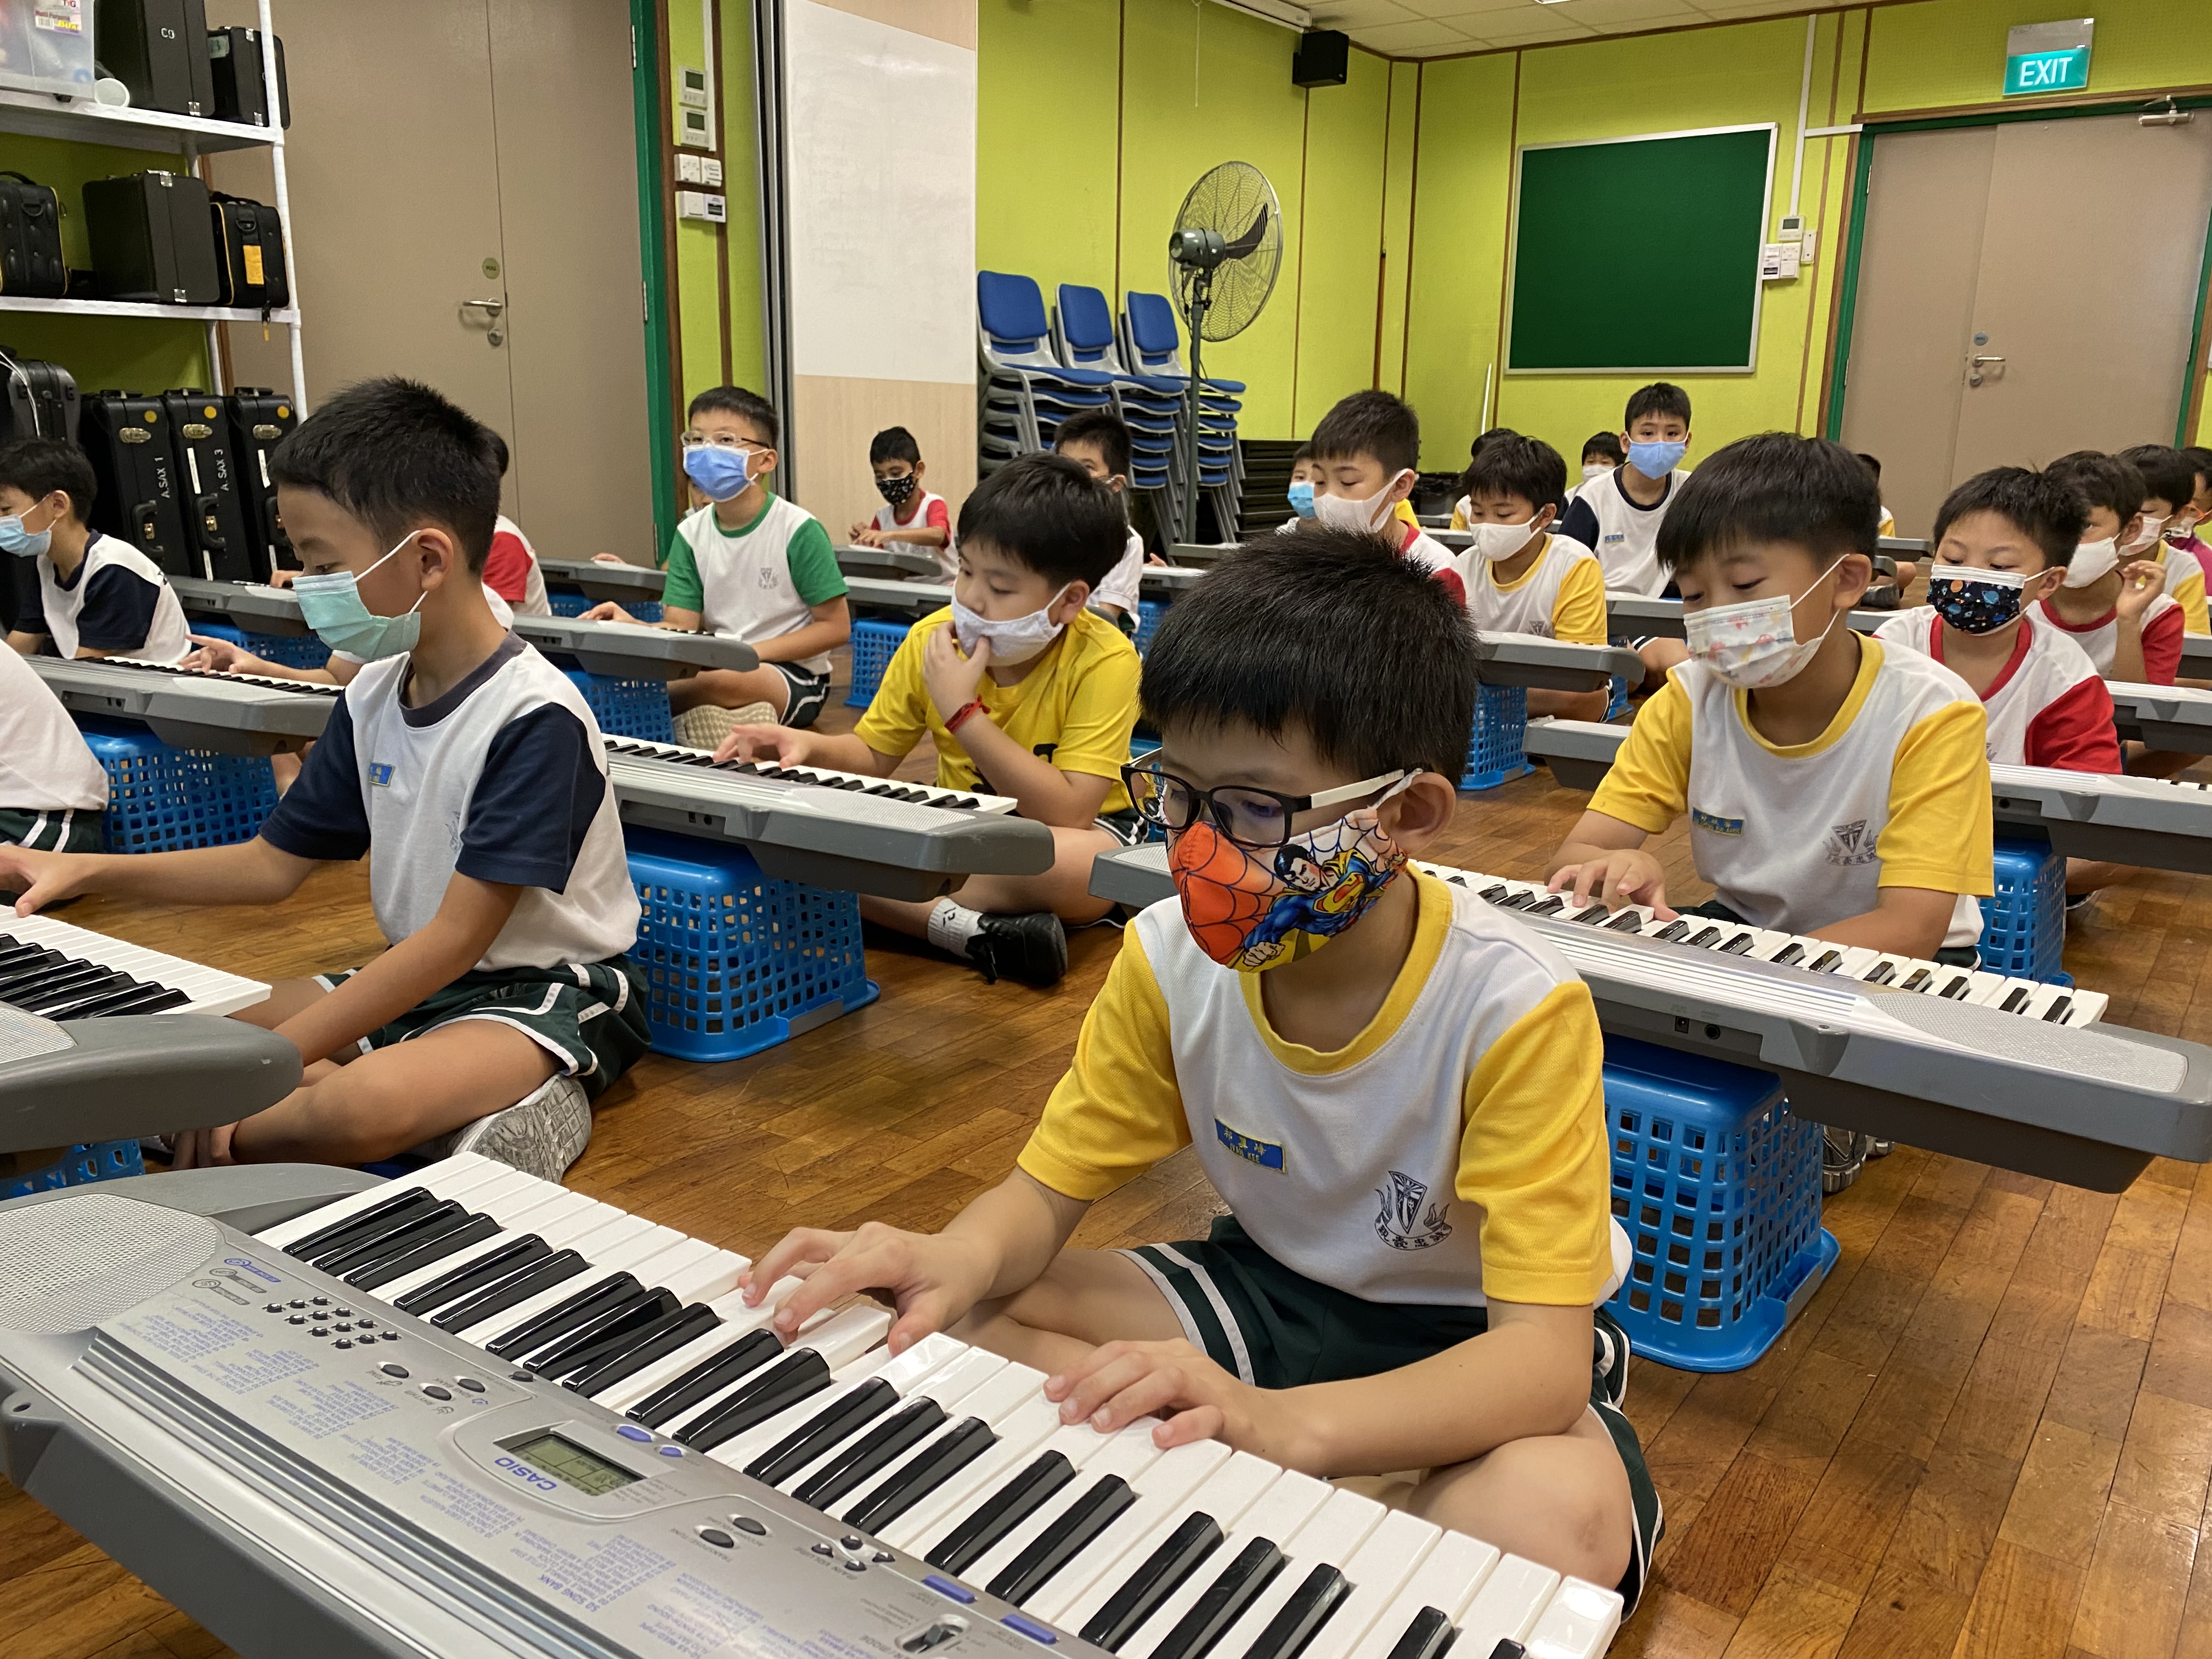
[966,911,1068,987]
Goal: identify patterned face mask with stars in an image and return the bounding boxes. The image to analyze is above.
[876,472,918,507]
[1927,563,2031,635]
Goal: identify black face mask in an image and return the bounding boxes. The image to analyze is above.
[876,473,918,507]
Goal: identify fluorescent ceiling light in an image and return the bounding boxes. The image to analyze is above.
[1212,0,1315,29]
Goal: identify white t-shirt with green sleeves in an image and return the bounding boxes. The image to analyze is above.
[663,493,848,676]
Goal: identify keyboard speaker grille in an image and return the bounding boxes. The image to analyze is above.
[0,1195,218,1333]
[0,1005,74,1067]
[1874,993,2187,1088]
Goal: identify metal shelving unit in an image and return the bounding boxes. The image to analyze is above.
[0,0,305,409]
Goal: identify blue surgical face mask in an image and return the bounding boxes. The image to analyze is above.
[0,501,54,559]
[1286,480,1316,519]
[684,442,755,501]
[294,532,427,661]
[1627,439,1688,478]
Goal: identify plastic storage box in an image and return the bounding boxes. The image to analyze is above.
[563,670,675,745]
[550,590,662,624]
[844,618,911,708]
[1977,836,2068,985]
[187,619,331,673]
[1460,682,1531,791]
[0,1138,143,1203]
[625,828,878,1063]
[1604,1036,1837,1372]
[1134,599,1169,655]
[0,1,95,100]
[78,717,278,853]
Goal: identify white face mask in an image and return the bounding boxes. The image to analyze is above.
[1681,557,1849,690]
[1312,470,1413,536]
[2064,537,2119,588]
[1581,462,1611,481]
[1463,515,1544,563]
[951,583,1072,666]
[2127,514,2169,554]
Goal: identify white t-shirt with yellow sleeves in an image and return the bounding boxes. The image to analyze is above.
[2148,539,2210,634]
[1464,532,1608,645]
[1590,637,1993,949]
[1017,870,1617,1310]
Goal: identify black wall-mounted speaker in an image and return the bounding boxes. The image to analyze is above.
[1292,29,1349,89]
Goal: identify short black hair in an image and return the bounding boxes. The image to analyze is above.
[687,385,778,447]
[1581,432,1623,465]
[2048,450,2147,525]
[1053,410,1131,479]
[1856,452,1882,482]
[488,430,510,477]
[2118,443,2196,514]
[1933,466,2087,570]
[1656,433,1877,574]
[1141,531,1482,780]
[269,377,502,570]
[869,426,921,467]
[2182,445,2212,492]
[1309,390,1419,475]
[957,453,1126,589]
[1290,442,1312,464]
[0,436,94,522]
[1470,426,1517,460]
[1625,382,1692,429]
[1463,435,1567,513]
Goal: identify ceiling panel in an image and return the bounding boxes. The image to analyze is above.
[1309,0,1818,56]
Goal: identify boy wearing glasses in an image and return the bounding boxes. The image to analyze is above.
[737,531,1660,1611]
[583,386,851,749]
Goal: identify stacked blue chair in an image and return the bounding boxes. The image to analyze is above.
[1121,291,1245,541]
[977,272,1116,472]
[1052,283,1183,529]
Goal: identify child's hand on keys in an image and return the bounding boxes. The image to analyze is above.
[738,1221,997,1356]
[1548,850,1674,917]
[182,634,262,675]
[712,724,815,767]
[264,567,297,588]
[0,845,92,917]
[589,552,630,566]
[578,601,634,624]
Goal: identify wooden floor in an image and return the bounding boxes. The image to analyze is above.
[11,673,2212,1659]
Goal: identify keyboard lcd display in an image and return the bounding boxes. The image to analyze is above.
[505,1432,642,1497]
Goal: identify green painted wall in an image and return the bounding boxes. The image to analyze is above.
[719,0,765,397]
[1862,0,2212,114]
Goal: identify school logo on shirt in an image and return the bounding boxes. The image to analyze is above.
[367,762,395,787]
[1690,807,1743,836]
[1214,1119,1283,1172]
[1826,819,1880,867]
[758,567,780,589]
[1374,1170,1453,1252]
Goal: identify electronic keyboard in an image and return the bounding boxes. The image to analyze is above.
[837,544,948,580]
[1138,566,1211,595]
[1521,717,2212,875]
[26,652,333,755]
[0,1159,1623,1659]
[2179,636,2212,679]
[1166,544,1232,566]
[2107,680,2212,751]
[0,912,268,1020]
[847,575,955,615]
[539,558,669,602]
[603,738,1053,902]
[170,574,318,636]
[1087,843,2212,1190]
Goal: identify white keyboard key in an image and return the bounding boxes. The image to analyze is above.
[661,1248,752,1306]
[704,1331,970,1470]
[1122,1471,1334,1659]
[1297,1509,1441,1659]
[1023,1439,1233,1623]
[1049,1450,1285,1638]
[1205,1488,1387,1659]
[878,1390,1063,1553]
[960,1423,1163,1596]
[1524,1577,1623,1659]
[369,1188,600,1303]
[595,1279,806,1413]
[1455,1554,1562,1656]
[1344,1531,1502,1659]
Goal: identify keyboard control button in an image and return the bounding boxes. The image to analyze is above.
[289,1299,307,1308]
[873,1550,894,1564]
[812,1543,836,1558]
[264,1303,285,1313]
[333,1340,353,1350]
[659,1445,683,1457]
[925,1576,976,1604]
[333,1324,353,1334]
[332,1308,352,1318]
[379,1331,400,1342]
[699,1528,734,1549]
[311,1297,328,1306]
[844,1560,867,1573]
[356,1319,376,1329]
[308,1328,328,1338]
[288,1316,307,1325]
[455,1378,484,1393]
[381,1364,409,1379]
[733,1517,767,1536]
[1001,1615,1057,1645]
[616,1424,652,1443]
[842,1536,864,1550]
[421,1385,452,1401]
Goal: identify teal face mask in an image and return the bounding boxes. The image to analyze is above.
[294,532,427,661]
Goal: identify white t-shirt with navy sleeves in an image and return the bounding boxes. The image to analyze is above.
[259,634,640,972]
[25,533,192,662]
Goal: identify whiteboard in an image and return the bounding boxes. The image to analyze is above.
[785,1,976,386]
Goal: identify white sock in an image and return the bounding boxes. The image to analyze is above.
[927,898,985,957]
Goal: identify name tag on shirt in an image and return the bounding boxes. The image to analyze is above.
[1215,1119,1284,1172]
[1691,806,1743,836]
[367,763,396,787]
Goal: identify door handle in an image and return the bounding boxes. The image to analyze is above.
[1968,354,2006,365]
[461,297,505,317]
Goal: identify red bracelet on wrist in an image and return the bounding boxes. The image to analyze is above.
[945,698,989,733]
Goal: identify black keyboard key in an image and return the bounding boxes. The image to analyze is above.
[744,1376,899,1487]
[1719,932,1756,954]
[432,1249,588,1332]
[1564,904,1607,924]
[1650,919,1689,941]
[988,1473,1137,1606]
[1684,926,1723,947]
[565,1301,724,1397]
[1899,968,1932,992]
[1150,1539,1286,1659]
[394,1235,550,1316]
[485,1272,643,1359]
[1938,974,1972,1000]
[792,1397,947,1511]
[1523,895,1565,917]
[2043,996,2073,1023]
[307,1198,468,1276]
[527,1286,680,1378]
[2001,986,2030,1013]
[679,1348,834,1452]
[1240,1563,1350,1659]
[1604,910,1647,932]
[1770,943,1805,967]
[346,1211,502,1290]
[843,1418,996,1533]
[1863,961,1898,985]
[628,1327,783,1429]
[925,1451,1077,1577]
[1080,1513,1225,1651]
[14,966,129,1012]
[1379,1606,1455,1659]
[1807,949,1843,973]
[283,1187,441,1261]
[1476,884,1510,902]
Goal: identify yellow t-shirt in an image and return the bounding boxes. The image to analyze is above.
[1393,499,1421,530]
[1590,637,1993,945]
[853,606,1141,812]
[1018,871,1616,1308]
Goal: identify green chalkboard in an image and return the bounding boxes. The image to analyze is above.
[1507,125,1775,373]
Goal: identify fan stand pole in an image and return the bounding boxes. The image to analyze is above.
[1181,281,1210,544]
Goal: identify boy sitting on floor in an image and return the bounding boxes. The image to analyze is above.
[0,643,106,861]
[1054,409,1153,632]
[1306,391,1464,601]
[714,452,1139,989]
[0,378,650,1178]
[1458,433,1610,721]
[742,531,1660,1607]
[2034,451,2179,685]
[854,424,954,578]
[2,438,191,664]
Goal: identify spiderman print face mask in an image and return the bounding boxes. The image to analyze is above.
[1927,564,2031,635]
[1167,780,1416,972]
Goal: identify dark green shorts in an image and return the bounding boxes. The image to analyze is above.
[1122,1214,1663,1611]
[0,805,102,853]
[315,957,651,1101]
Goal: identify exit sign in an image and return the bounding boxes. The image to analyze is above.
[2006,18,2093,97]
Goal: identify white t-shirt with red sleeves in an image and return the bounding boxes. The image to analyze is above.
[2030,594,2183,684]
[484,515,552,617]
[1875,606,2121,772]
[1398,520,1465,605]
[872,490,954,579]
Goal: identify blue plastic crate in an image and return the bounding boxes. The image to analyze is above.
[188,619,247,648]
[1134,599,1169,655]
[78,718,278,854]
[625,828,879,1063]
[247,630,332,671]
[845,618,911,708]
[1978,837,2068,984]
[563,670,675,743]
[550,590,662,624]
[1604,1037,1838,1372]
[0,1139,144,1202]
[1460,682,1532,791]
